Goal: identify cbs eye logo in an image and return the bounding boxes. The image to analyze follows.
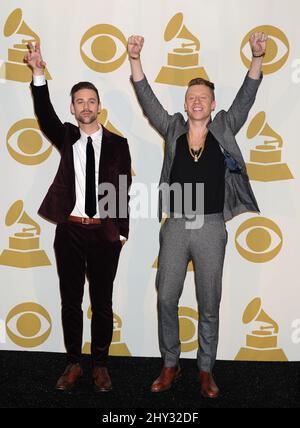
[6,302,52,348]
[241,25,289,74]
[6,119,52,165]
[179,307,199,352]
[235,217,283,263]
[80,24,127,73]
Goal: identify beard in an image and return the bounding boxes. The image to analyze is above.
[77,111,98,125]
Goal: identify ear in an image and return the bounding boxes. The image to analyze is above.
[98,102,102,114]
[184,102,187,112]
[211,100,216,112]
[70,103,75,115]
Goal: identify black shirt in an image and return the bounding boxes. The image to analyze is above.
[169,132,225,215]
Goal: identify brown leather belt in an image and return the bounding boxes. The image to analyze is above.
[68,215,102,225]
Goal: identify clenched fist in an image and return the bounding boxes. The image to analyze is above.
[250,32,268,58]
[127,36,144,60]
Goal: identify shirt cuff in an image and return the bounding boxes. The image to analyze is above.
[120,235,127,241]
[33,75,46,86]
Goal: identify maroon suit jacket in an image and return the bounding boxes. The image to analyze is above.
[31,82,132,239]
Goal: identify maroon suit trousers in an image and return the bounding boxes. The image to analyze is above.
[54,220,122,367]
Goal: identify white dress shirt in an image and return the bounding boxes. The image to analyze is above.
[71,127,102,218]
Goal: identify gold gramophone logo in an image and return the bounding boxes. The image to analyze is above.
[156,13,209,86]
[235,217,283,263]
[80,24,127,73]
[179,307,199,353]
[235,298,288,361]
[98,109,123,138]
[82,307,131,356]
[6,302,52,348]
[241,25,289,75]
[0,200,51,268]
[246,112,293,182]
[6,119,53,165]
[0,8,51,82]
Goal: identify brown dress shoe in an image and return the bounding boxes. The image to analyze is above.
[151,366,181,393]
[55,363,83,391]
[93,367,112,392]
[199,371,220,399]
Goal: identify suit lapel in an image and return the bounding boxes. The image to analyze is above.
[99,126,115,184]
[69,124,81,145]
[209,113,245,167]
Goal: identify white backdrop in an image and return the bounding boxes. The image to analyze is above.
[1,0,300,362]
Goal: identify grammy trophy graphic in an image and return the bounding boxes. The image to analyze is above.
[156,13,209,86]
[236,298,288,362]
[0,200,51,268]
[0,8,51,82]
[246,112,293,182]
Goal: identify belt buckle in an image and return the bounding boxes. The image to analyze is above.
[81,217,90,225]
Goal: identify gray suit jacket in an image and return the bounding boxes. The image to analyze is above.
[131,73,262,222]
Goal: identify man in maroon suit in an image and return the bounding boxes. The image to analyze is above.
[25,43,131,392]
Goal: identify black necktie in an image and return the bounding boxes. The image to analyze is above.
[85,136,97,218]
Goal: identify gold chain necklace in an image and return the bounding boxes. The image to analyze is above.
[187,131,208,163]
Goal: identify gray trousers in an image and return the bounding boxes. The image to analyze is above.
[156,213,227,372]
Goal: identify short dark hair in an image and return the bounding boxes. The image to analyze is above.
[186,78,215,100]
[70,81,100,104]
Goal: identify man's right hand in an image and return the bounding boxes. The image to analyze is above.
[127,36,144,60]
[24,42,46,75]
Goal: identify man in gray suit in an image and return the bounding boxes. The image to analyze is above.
[128,32,267,398]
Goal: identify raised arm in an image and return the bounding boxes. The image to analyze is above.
[128,36,174,138]
[226,32,268,135]
[248,32,268,79]
[25,42,65,150]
